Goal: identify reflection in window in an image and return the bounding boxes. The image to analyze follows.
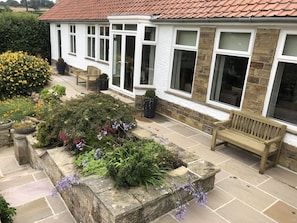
[141,45,155,85]
[267,62,297,124]
[69,25,76,54]
[87,25,96,58]
[141,27,156,85]
[170,30,197,93]
[171,50,196,93]
[210,55,248,107]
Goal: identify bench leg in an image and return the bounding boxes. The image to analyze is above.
[259,149,269,174]
[86,77,89,90]
[210,130,217,151]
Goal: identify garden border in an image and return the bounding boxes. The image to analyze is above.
[18,126,220,223]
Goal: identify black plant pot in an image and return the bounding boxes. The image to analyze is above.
[97,78,109,92]
[143,97,158,118]
[57,62,66,75]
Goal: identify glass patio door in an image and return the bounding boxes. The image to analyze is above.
[112,34,135,92]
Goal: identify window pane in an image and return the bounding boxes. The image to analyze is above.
[100,39,104,60]
[87,37,91,57]
[176,30,197,46]
[219,32,250,52]
[92,37,95,57]
[87,26,91,34]
[73,36,76,53]
[283,35,297,57]
[141,45,156,85]
[100,26,104,35]
[267,62,297,124]
[125,24,137,31]
[105,27,109,36]
[92,26,95,35]
[210,55,248,107]
[171,49,196,92]
[144,27,156,41]
[112,24,123,30]
[106,39,109,61]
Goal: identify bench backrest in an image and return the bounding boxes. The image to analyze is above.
[229,110,287,141]
[86,66,101,75]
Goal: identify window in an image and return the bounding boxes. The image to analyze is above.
[87,25,96,58]
[99,26,109,62]
[170,30,198,93]
[141,27,156,85]
[210,31,252,107]
[69,25,76,54]
[267,33,297,125]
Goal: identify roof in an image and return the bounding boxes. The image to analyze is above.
[39,0,297,22]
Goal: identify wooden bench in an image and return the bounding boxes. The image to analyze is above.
[76,66,101,90]
[210,110,286,174]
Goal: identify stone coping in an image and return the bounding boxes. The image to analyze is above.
[21,127,220,223]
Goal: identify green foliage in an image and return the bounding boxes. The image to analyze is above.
[0,12,50,59]
[0,51,51,100]
[0,194,16,223]
[35,93,135,147]
[105,140,166,188]
[75,150,108,176]
[144,89,156,98]
[0,97,35,121]
[40,84,66,102]
[98,73,108,80]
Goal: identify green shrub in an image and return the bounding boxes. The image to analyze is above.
[0,194,16,223]
[0,51,51,100]
[0,97,35,121]
[35,93,135,148]
[105,140,165,188]
[0,12,50,59]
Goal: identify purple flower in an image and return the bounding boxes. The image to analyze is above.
[97,133,103,141]
[94,148,104,160]
[76,141,85,151]
[82,158,89,167]
[175,200,188,221]
[51,172,80,198]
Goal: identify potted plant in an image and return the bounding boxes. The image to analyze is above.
[0,119,13,131]
[56,57,67,75]
[0,194,16,223]
[12,121,36,134]
[97,73,109,92]
[143,89,158,118]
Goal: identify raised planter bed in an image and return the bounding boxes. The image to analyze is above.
[23,127,220,223]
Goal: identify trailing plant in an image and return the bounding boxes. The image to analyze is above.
[51,172,80,198]
[0,51,51,100]
[0,97,35,121]
[0,194,16,223]
[35,94,135,148]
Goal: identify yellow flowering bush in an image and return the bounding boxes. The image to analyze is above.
[0,51,51,100]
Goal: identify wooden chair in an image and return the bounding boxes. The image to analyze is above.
[75,66,101,90]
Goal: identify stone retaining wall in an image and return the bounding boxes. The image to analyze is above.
[19,128,219,223]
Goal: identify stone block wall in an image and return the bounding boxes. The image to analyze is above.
[242,28,280,114]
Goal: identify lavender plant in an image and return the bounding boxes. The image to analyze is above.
[173,174,207,221]
[51,172,80,198]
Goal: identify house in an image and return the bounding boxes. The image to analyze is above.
[40,0,297,172]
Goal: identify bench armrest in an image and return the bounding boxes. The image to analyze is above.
[264,136,283,146]
[213,120,231,129]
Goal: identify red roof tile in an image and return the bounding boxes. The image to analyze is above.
[39,0,297,22]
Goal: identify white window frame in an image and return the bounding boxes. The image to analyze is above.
[264,29,297,131]
[140,26,157,86]
[168,27,199,97]
[69,24,76,55]
[86,25,96,59]
[207,28,255,110]
[99,25,109,62]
